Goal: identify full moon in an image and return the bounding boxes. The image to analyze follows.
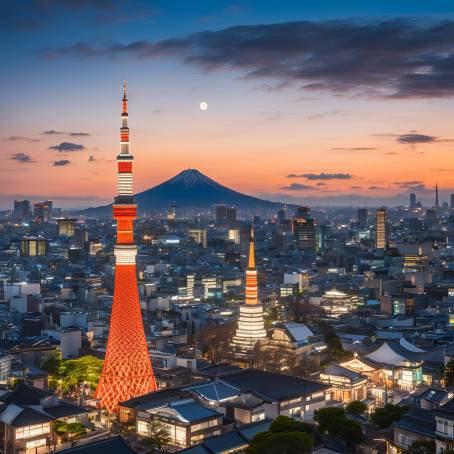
[200,101,208,111]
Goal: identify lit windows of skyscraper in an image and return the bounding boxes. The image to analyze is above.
[57,218,75,237]
[375,207,387,250]
[188,228,207,248]
[292,207,316,252]
[20,238,48,257]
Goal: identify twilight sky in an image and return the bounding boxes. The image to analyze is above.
[3,0,454,208]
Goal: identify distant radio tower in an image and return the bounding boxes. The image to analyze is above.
[95,82,156,413]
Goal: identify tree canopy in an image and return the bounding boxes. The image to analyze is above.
[246,416,314,454]
[346,400,367,415]
[314,407,363,445]
[370,403,408,428]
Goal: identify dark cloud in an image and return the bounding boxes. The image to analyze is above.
[316,182,327,187]
[369,186,384,190]
[281,183,316,191]
[44,130,90,137]
[43,130,64,135]
[42,19,454,98]
[10,153,35,163]
[53,159,71,166]
[395,181,426,190]
[69,131,90,136]
[7,136,40,143]
[49,142,85,152]
[350,186,361,189]
[397,133,437,144]
[288,172,352,180]
[88,155,96,162]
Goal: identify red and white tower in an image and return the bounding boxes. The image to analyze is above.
[232,227,266,357]
[95,82,157,413]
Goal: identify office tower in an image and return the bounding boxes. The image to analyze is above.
[73,228,89,250]
[375,207,387,250]
[186,274,195,298]
[450,194,454,209]
[33,201,51,223]
[20,238,48,257]
[277,209,286,224]
[13,200,30,219]
[215,205,227,226]
[358,208,367,229]
[228,228,241,244]
[57,218,75,237]
[317,224,330,253]
[435,184,439,209]
[188,228,207,248]
[410,193,416,210]
[226,206,237,228]
[95,83,156,413]
[232,228,266,356]
[293,207,316,252]
[167,203,176,221]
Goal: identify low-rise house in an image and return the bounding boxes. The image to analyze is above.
[137,397,223,447]
[394,406,434,451]
[320,364,368,403]
[0,382,88,454]
[218,368,330,421]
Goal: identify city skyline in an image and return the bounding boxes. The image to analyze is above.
[3,0,454,208]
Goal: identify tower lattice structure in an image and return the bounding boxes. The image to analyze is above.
[95,82,156,413]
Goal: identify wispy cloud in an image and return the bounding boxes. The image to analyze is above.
[6,136,40,143]
[287,172,352,180]
[281,183,316,191]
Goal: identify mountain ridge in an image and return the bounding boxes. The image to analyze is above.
[82,168,287,216]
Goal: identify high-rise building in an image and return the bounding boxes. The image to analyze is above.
[167,203,176,221]
[33,201,51,223]
[232,228,266,357]
[215,205,227,226]
[95,82,156,413]
[410,193,417,210]
[435,184,439,211]
[228,228,241,244]
[226,206,237,228]
[375,207,387,250]
[186,274,195,298]
[188,228,207,248]
[451,194,454,209]
[13,200,30,219]
[358,208,367,229]
[293,207,316,252]
[20,238,48,257]
[57,218,75,237]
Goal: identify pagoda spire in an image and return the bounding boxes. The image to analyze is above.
[245,226,258,305]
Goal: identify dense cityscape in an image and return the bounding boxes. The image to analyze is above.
[5,1,454,453]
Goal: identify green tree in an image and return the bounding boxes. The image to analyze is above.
[314,407,363,446]
[405,439,435,454]
[246,416,314,454]
[346,400,367,416]
[246,431,313,454]
[141,419,172,450]
[370,404,408,428]
[314,407,346,432]
[269,416,314,434]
